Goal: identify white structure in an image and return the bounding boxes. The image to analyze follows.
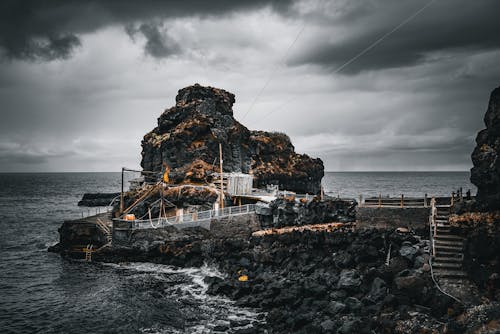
[226,173,253,196]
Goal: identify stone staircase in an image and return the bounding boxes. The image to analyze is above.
[96,217,113,244]
[431,204,479,304]
[432,205,466,279]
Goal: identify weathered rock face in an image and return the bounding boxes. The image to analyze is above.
[141,84,324,194]
[471,86,500,211]
[257,197,356,228]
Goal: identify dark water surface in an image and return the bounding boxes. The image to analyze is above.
[0,172,474,333]
[0,173,262,334]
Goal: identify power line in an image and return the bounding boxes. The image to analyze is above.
[333,0,438,75]
[255,0,438,125]
[241,24,306,121]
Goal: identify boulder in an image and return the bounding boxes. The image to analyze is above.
[327,301,347,314]
[337,269,362,290]
[320,319,336,332]
[368,277,387,302]
[394,275,425,297]
[399,245,417,262]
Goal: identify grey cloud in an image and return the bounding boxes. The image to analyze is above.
[126,23,180,58]
[0,142,74,165]
[1,34,81,61]
[289,0,500,74]
[0,0,294,61]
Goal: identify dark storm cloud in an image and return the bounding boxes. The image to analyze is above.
[289,0,500,74]
[0,0,293,61]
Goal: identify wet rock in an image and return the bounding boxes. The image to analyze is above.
[337,269,362,290]
[327,301,346,315]
[262,197,357,228]
[320,319,336,332]
[368,277,387,302]
[78,192,119,207]
[345,297,362,312]
[394,275,425,297]
[338,317,363,334]
[399,245,417,262]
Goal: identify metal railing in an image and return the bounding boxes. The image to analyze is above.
[361,194,429,208]
[429,197,437,256]
[79,206,112,219]
[427,197,464,304]
[114,204,256,230]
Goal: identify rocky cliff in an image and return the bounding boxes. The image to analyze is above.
[471,86,500,211]
[141,84,324,194]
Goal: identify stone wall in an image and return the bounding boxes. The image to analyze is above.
[111,213,260,248]
[209,213,260,239]
[356,207,430,230]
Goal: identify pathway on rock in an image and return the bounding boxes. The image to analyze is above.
[431,205,479,305]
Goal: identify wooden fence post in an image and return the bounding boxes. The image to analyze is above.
[401,194,404,208]
[378,194,382,208]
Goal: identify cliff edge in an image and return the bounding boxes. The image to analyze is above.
[141,84,324,194]
[471,86,500,211]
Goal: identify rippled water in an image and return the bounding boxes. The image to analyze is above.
[0,172,475,333]
[0,173,263,334]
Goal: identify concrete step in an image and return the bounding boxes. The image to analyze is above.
[434,239,464,247]
[435,229,452,234]
[434,234,464,241]
[434,269,467,278]
[434,255,463,263]
[434,251,464,259]
[436,223,451,228]
[432,262,462,269]
[434,244,463,252]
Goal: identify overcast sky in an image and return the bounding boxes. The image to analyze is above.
[0,0,499,172]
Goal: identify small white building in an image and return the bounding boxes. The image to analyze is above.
[226,173,253,196]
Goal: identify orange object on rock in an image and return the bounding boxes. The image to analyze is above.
[124,214,136,221]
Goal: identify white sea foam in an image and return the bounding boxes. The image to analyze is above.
[102,261,266,333]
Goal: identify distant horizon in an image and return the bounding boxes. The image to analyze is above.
[0,170,472,174]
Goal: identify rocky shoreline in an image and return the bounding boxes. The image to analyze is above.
[86,223,500,334]
[48,84,500,333]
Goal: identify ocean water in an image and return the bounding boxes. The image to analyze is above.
[323,171,476,199]
[0,173,263,334]
[0,172,475,333]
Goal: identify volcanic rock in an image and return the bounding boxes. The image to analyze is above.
[78,192,119,207]
[141,84,324,194]
[471,85,500,211]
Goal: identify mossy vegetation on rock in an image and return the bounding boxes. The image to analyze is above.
[471,85,500,211]
[141,84,324,194]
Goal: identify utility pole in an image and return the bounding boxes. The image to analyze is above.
[120,167,124,214]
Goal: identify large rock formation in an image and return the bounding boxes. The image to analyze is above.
[471,86,500,211]
[141,84,324,194]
